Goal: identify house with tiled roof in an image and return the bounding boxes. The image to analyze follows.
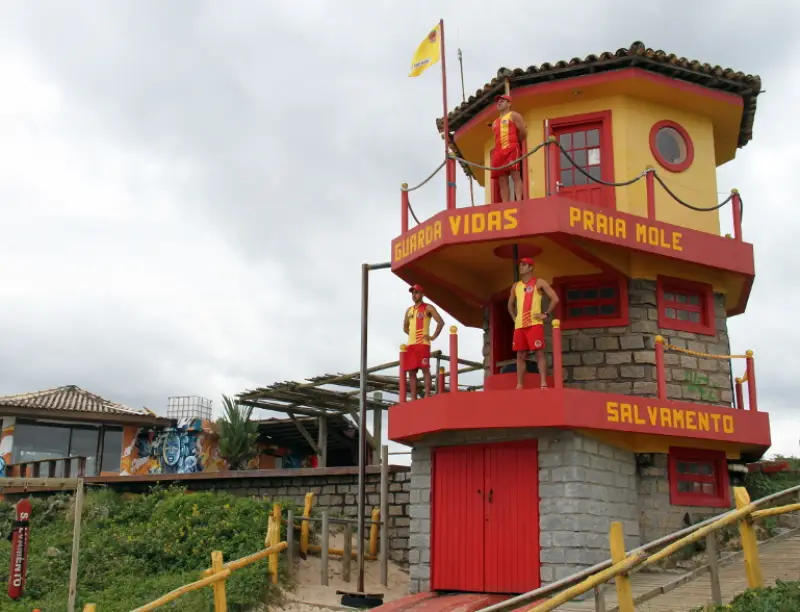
[0,384,171,477]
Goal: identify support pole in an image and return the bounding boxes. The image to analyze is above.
[286,508,295,580]
[380,445,389,587]
[731,189,742,241]
[399,345,407,403]
[318,416,328,468]
[706,532,722,606]
[357,262,369,593]
[372,407,382,465]
[735,488,763,588]
[67,479,85,612]
[735,377,744,410]
[609,522,634,612]
[552,320,563,389]
[401,184,409,233]
[321,510,330,586]
[646,168,656,220]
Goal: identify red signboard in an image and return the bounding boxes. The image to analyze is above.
[7,499,31,600]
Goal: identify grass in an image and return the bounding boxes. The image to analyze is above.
[0,486,305,611]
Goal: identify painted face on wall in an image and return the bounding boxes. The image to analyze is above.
[162,431,181,468]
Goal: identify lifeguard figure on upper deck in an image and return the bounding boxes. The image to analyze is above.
[491,94,527,203]
[402,285,444,398]
[508,258,559,390]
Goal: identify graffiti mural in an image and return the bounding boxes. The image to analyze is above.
[120,419,227,475]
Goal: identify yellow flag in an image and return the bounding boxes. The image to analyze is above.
[409,23,441,77]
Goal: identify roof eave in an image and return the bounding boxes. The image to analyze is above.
[0,406,173,427]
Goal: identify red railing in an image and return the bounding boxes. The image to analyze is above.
[399,139,744,243]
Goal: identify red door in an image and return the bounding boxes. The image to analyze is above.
[432,441,540,594]
[432,445,485,591]
[553,119,611,209]
[484,442,540,593]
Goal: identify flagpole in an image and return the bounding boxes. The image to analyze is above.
[458,47,476,207]
[439,19,456,210]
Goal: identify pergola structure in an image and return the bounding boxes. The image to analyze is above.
[237,350,483,467]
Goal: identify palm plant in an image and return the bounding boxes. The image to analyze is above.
[217,394,258,470]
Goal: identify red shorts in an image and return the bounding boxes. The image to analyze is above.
[403,343,431,371]
[491,146,521,177]
[512,325,546,352]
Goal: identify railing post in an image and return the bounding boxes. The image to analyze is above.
[609,522,634,612]
[438,367,446,394]
[745,350,757,411]
[401,184,409,233]
[735,377,745,410]
[449,326,459,392]
[270,503,281,584]
[399,345,407,404]
[706,532,722,606]
[646,168,656,220]
[552,319,563,389]
[211,550,228,612]
[546,135,558,196]
[320,510,330,586]
[300,492,313,557]
[731,188,742,241]
[369,508,380,557]
[446,157,457,210]
[734,487,764,589]
[655,336,667,401]
[342,522,352,583]
[286,508,294,580]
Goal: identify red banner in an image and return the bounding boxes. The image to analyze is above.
[7,499,31,600]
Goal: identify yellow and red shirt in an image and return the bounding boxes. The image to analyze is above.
[406,303,432,346]
[492,112,520,151]
[514,278,543,329]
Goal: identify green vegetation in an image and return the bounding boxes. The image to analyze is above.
[692,580,800,611]
[217,394,259,469]
[0,486,304,611]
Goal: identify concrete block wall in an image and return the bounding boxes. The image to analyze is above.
[636,453,734,543]
[538,431,639,583]
[77,467,412,566]
[481,279,734,406]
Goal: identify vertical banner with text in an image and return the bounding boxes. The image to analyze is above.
[7,499,32,600]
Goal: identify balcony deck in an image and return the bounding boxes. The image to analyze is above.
[387,380,771,460]
[391,196,754,328]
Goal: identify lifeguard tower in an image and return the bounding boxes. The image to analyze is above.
[388,41,768,596]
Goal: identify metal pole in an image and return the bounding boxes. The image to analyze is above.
[356,260,391,594]
[380,444,389,586]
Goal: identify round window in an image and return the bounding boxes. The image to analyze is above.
[649,121,694,172]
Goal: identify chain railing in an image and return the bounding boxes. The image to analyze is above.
[399,137,745,242]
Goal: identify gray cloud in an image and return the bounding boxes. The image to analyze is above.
[0,1,798,457]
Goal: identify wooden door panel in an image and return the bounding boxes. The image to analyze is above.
[431,445,486,591]
[484,441,540,594]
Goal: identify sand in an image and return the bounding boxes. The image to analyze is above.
[277,526,410,611]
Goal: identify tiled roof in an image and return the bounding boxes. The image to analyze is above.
[436,41,762,148]
[0,384,155,418]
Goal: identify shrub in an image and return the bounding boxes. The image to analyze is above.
[0,486,300,611]
[691,580,800,611]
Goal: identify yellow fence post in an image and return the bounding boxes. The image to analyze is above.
[270,502,281,584]
[211,550,228,612]
[734,486,764,589]
[369,508,380,556]
[83,605,97,612]
[609,522,634,612]
[300,492,314,556]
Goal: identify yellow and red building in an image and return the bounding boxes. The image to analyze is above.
[388,40,766,596]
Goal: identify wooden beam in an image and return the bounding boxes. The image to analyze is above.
[288,414,321,455]
[239,400,334,418]
[0,477,80,489]
[343,406,378,453]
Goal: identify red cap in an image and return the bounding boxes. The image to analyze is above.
[519,257,535,266]
[495,94,512,103]
[409,284,424,293]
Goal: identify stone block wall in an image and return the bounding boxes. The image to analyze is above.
[70,467,413,566]
[538,431,639,583]
[636,454,734,543]
[561,280,733,405]
[482,280,734,407]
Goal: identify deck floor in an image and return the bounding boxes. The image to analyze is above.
[553,531,800,611]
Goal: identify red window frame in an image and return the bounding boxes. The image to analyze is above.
[657,276,715,336]
[668,447,731,508]
[649,120,694,173]
[553,274,629,330]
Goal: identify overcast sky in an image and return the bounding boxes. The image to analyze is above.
[1,1,797,460]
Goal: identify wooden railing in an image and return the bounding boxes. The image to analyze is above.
[478,484,800,612]
[10,455,88,479]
